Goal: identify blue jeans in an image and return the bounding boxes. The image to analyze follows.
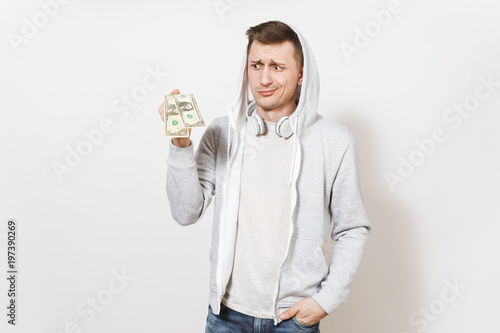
[205,302,321,333]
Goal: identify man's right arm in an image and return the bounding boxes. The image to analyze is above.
[166,120,217,226]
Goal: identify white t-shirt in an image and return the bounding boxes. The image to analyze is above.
[222,118,295,318]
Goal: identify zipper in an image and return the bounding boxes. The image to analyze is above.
[272,122,302,325]
[271,201,295,325]
[216,168,230,303]
[216,117,239,309]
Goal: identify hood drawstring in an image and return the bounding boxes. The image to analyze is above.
[227,118,231,169]
[288,116,299,185]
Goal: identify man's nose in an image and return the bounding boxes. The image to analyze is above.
[260,66,273,86]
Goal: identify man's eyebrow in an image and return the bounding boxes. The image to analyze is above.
[249,59,286,66]
[271,59,285,66]
[270,59,286,66]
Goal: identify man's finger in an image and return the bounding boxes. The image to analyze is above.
[279,306,299,320]
[158,102,165,115]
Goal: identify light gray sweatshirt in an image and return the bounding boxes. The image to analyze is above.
[166,20,372,326]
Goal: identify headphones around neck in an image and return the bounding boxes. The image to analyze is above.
[246,108,294,138]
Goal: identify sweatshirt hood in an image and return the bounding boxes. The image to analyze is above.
[225,20,320,184]
[226,20,320,137]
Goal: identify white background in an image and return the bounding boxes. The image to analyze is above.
[1,0,499,332]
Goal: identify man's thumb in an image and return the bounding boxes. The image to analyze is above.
[279,306,298,320]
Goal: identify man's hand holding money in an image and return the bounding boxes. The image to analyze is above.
[158,89,192,148]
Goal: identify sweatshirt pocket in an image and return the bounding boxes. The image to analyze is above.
[277,236,329,303]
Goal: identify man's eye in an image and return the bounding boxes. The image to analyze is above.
[274,65,282,70]
[252,64,260,69]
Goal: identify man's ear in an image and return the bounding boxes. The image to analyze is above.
[298,66,304,85]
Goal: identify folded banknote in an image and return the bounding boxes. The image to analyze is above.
[164,93,206,138]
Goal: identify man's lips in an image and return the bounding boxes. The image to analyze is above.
[258,89,276,96]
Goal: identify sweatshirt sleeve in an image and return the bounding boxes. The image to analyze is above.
[311,137,372,315]
[166,120,218,226]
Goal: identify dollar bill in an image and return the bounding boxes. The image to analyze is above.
[164,94,206,137]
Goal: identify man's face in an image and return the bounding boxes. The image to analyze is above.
[247,40,303,114]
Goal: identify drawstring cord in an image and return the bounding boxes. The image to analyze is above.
[288,117,299,185]
[227,118,231,169]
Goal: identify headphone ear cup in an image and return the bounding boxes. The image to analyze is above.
[276,116,293,138]
[251,113,265,135]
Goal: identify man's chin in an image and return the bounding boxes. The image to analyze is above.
[254,99,279,112]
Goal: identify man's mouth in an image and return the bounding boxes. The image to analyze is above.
[258,89,276,97]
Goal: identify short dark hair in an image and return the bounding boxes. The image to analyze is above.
[246,20,304,68]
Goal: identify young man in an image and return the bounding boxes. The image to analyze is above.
[159,20,372,332]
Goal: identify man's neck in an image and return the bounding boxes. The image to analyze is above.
[255,101,297,122]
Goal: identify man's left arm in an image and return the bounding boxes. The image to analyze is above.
[279,136,372,324]
[311,136,372,315]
